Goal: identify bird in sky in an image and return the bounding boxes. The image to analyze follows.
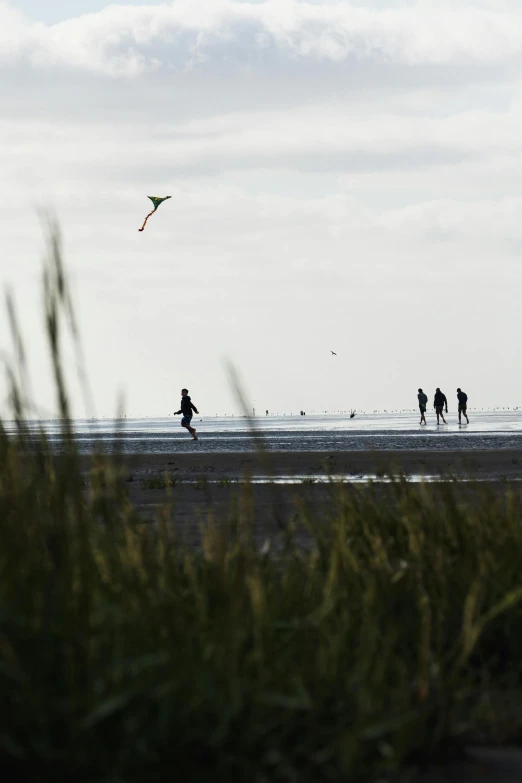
[330,351,337,356]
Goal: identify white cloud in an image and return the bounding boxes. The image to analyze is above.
[2,0,522,77]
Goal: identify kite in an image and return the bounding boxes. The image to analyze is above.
[138,196,171,232]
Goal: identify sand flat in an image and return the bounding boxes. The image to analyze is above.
[79,448,522,481]
[70,449,522,550]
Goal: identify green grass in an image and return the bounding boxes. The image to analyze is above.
[216,476,235,488]
[194,475,208,491]
[1,225,522,782]
[140,475,178,490]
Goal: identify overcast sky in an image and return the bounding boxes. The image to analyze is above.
[1,0,521,418]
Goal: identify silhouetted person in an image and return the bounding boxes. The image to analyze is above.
[174,388,199,440]
[433,388,448,424]
[417,388,428,425]
[457,388,469,424]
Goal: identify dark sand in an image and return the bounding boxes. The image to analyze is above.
[78,449,522,550]
[89,448,522,481]
[412,747,522,782]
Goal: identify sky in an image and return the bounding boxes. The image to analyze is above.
[1,0,522,418]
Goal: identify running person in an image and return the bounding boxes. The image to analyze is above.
[457,388,469,425]
[433,387,448,425]
[417,388,428,425]
[175,388,199,440]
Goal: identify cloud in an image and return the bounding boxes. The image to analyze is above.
[3,79,522,190]
[2,0,522,78]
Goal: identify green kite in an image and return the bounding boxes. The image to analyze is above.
[138,196,171,232]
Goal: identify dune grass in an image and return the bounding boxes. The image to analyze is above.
[1,227,522,782]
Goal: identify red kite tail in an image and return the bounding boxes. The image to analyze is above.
[138,209,156,232]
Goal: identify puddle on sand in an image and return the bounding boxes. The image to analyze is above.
[174,474,516,485]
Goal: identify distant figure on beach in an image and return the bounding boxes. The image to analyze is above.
[433,388,448,425]
[174,388,199,441]
[417,388,428,425]
[350,410,356,419]
[457,388,469,425]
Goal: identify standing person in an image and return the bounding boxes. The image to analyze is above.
[174,388,199,440]
[433,387,448,425]
[457,388,469,425]
[417,388,428,425]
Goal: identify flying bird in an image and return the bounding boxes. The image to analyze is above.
[330,351,337,356]
[138,196,171,232]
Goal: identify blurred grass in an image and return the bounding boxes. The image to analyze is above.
[1,226,522,782]
[140,475,178,490]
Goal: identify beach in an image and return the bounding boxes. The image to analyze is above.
[108,447,522,481]
[77,448,522,552]
[14,410,522,455]
[5,9,522,775]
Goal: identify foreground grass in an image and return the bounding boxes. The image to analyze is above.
[2,444,522,783]
[1,226,522,781]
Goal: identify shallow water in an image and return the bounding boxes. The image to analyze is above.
[6,411,522,454]
[153,475,521,485]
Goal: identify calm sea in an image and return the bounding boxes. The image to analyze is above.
[6,411,522,454]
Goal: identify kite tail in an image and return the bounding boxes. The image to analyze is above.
[138,209,156,232]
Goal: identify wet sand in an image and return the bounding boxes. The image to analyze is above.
[86,448,522,482]
[76,449,522,550]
